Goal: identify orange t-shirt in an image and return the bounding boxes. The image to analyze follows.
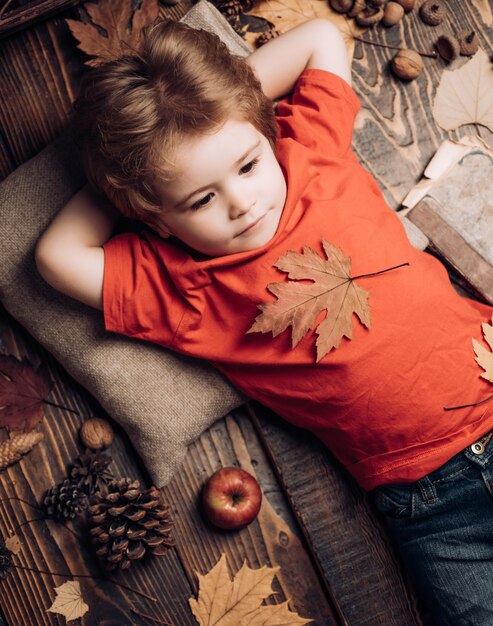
[103,69,493,490]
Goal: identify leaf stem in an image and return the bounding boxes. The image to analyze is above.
[444,392,493,411]
[130,607,177,625]
[353,36,437,58]
[43,399,79,415]
[13,563,157,601]
[0,0,14,18]
[351,262,410,281]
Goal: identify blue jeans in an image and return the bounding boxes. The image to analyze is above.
[371,431,493,626]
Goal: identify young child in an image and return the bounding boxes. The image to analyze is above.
[35,17,493,625]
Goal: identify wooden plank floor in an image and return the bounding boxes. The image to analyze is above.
[1,1,492,624]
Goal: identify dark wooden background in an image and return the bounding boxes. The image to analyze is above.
[0,1,492,624]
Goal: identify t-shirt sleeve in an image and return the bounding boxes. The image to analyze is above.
[102,232,187,347]
[276,69,361,158]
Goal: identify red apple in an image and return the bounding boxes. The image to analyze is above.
[202,467,262,530]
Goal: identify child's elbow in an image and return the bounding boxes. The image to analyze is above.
[35,236,62,288]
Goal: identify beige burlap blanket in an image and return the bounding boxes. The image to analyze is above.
[0,1,249,487]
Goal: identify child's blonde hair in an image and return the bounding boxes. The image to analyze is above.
[74,19,278,222]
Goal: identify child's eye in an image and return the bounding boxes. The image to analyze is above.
[240,158,259,175]
[190,192,214,211]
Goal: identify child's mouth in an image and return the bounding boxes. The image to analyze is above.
[237,214,265,237]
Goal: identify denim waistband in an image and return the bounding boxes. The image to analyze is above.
[416,430,493,504]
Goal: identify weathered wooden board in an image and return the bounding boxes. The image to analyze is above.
[247,403,425,626]
[0,0,81,39]
[408,197,493,305]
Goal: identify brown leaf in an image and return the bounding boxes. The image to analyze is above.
[244,0,365,59]
[5,535,21,556]
[248,240,371,361]
[433,49,493,133]
[47,581,89,622]
[66,0,160,67]
[0,355,52,432]
[473,314,493,383]
[189,553,312,626]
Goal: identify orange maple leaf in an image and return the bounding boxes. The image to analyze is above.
[248,240,407,362]
[66,0,160,67]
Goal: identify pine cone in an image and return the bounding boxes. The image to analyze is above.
[70,450,113,496]
[256,28,280,48]
[0,432,43,470]
[43,478,88,521]
[215,0,242,16]
[88,478,175,572]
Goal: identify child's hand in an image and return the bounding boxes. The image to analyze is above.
[35,185,117,310]
[246,19,351,100]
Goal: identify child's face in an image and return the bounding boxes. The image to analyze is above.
[154,118,287,257]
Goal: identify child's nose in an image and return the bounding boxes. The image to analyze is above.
[228,191,254,219]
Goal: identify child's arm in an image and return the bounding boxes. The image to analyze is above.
[35,185,117,310]
[246,19,351,100]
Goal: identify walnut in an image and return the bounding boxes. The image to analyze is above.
[383,2,405,26]
[419,0,446,26]
[80,417,114,450]
[435,35,460,63]
[391,49,424,80]
[394,0,415,11]
[458,30,479,56]
[355,6,384,27]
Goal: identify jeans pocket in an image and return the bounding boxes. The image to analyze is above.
[372,483,414,520]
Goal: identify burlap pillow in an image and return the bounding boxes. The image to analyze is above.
[0,0,249,487]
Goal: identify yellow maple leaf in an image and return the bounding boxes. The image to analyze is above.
[244,0,365,58]
[433,49,493,134]
[473,315,493,383]
[189,553,312,626]
[47,581,89,622]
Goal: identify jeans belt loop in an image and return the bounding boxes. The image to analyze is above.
[417,475,437,504]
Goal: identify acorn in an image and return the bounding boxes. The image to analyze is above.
[391,49,424,80]
[80,417,114,450]
[383,2,405,26]
[394,0,415,12]
[435,35,460,62]
[355,6,384,27]
[457,30,479,56]
[348,0,365,17]
[329,0,354,13]
[420,0,446,26]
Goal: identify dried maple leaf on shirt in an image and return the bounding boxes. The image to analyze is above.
[66,0,160,67]
[248,240,372,362]
[0,355,52,432]
[189,553,312,625]
[473,315,493,383]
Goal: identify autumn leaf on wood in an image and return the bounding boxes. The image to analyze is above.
[473,315,493,383]
[5,535,21,556]
[244,0,365,58]
[433,49,493,133]
[189,553,312,626]
[66,0,160,67]
[47,581,89,622]
[248,240,373,361]
[0,356,53,433]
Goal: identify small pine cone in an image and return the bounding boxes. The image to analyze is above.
[70,450,113,497]
[256,28,280,48]
[216,0,242,16]
[43,478,88,521]
[0,432,43,470]
[87,478,175,572]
